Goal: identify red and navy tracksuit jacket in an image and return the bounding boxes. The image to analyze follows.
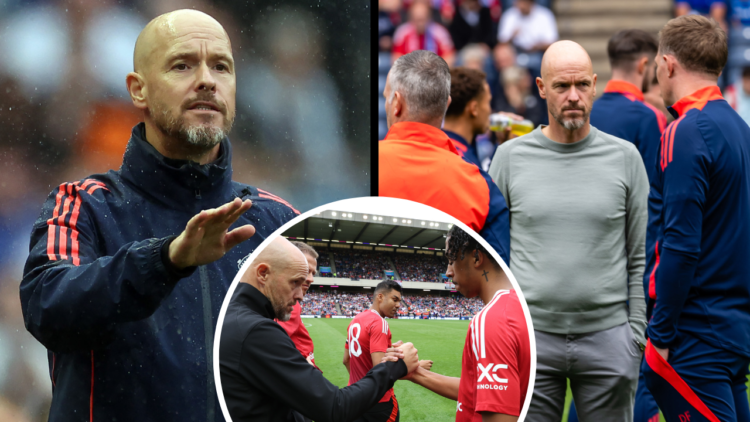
[379,122,510,264]
[590,80,667,184]
[20,123,300,422]
[444,130,483,170]
[644,86,750,356]
[642,86,750,422]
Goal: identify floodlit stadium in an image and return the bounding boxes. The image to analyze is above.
[282,209,484,320]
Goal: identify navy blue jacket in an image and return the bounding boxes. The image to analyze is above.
[444,130,482,169]
[645,86,750,357]
[20,123,300,421]
[590,80,667,184]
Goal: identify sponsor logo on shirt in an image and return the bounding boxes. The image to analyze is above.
[477,362,508,385]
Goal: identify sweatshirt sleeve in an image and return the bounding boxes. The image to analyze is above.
[239,320,407,422]
[624,144,649,345]
[20,182,194,352]
[478,168,511,266]
[646,120,709,349]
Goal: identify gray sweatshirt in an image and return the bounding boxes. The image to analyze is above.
[488,125,648,344]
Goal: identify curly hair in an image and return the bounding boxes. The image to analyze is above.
[445,67,487,118]
[445,225,499,268]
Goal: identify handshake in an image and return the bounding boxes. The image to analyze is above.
[381,340,433,376]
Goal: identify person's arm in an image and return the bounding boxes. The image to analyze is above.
[371,352,385,368]
[647,121,710,354]
[234,321,418,422]
[482,413,519,422]
[624,144,649,346]
[20,188,253,352]
[406,365,460,400]
[477,168,511,266]
[343,344,351,374]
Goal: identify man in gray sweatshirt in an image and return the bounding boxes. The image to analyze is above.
[488,40,648,421]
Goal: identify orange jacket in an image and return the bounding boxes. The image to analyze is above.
[379,122,509,264]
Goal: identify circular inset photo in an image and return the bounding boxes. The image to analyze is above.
[214,197,535,422]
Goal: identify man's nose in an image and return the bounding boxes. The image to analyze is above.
[567,85,580,102]
[195,63,216,92]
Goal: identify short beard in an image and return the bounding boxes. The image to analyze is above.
[266,278,294,321]
[552,107,588,132]
[149,99,234,151]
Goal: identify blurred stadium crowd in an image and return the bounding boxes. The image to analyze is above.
[379,0,750,161]
[0,0,368,420]
[314,248,447,283]
[301,291,484,319]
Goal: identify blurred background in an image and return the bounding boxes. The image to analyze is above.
[0,0,369,420]
[378,0,750,165]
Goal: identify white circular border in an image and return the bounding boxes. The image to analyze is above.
[213,196,537,421]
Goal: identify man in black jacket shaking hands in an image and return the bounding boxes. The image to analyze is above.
[220,236,420,422]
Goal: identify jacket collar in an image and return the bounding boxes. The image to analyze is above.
[603,80,644,102]
[120,123,234,205]
[668,85,723,118]
[233,283,277,320]
[383,122,459,155]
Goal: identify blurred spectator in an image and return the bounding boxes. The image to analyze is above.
[726,66,750,124]
[237,7,361,208]
[392,253,444,282]
[380,0,405,51]
[457,43,491,70]
[496,0,558,76]
[676,0,728,31]
[392,1,456,66]
[499,65,546,123]
[332,250,390,280]
[449,0,496,51]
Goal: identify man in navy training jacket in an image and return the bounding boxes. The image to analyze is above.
[643,14,750,422]
[20,9,299,422]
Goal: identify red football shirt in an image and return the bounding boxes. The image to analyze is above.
[456,290,530,420]
[276,302,317,369]
[345,309,394,403]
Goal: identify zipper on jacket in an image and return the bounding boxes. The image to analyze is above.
[195,189,202,199]
[200,266,215,421]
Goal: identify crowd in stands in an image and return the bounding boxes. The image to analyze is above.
[331,250,389,280]
[378,0,555,143]
[301,292,340,317]
[391,254,445,283]
[301,291,484,318]
[310,247,446,283]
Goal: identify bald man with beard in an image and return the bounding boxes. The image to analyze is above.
[20,10,299,422]
[219,237,420,422]
[488,41,649,421]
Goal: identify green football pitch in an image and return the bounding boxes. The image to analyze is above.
[306,318,750,422]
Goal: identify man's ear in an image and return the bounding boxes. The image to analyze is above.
[536,76,546,99]
[126,72,148,111]
[637,56,649,76]
[468,99,479,118]
[393,91,404,117]
[473,249,485,268]
[255,263,271,288]
[664,54,676,78]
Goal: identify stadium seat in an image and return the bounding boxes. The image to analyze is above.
[378,74,387,95]
[379,97,387,119]
[379,120,388,140]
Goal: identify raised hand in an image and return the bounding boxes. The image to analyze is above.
[169,198,255,269]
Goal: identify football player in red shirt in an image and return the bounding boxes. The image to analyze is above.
[276,241,320,370]
[343,280,407,422]
[402,226,531,421]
